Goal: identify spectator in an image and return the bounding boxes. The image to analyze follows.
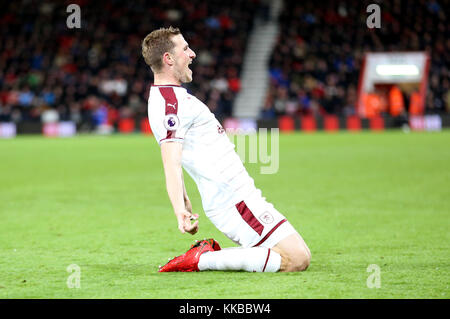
[0,0,261,128]
[268,0,449,116]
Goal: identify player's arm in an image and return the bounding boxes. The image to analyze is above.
[160,141,198,235]
[181,173,192,213]
[181,174,198,221]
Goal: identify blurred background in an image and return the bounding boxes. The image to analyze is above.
[0,0,448,137]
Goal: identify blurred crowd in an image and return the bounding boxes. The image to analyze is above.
[263,0,449,119]
[0,0,449,129]
[0,0,259,128]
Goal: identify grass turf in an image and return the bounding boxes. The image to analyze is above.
[0,130,449,298]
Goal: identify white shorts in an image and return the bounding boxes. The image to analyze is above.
[207,189,297,248]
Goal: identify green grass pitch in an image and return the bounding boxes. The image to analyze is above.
[0,130,449,298]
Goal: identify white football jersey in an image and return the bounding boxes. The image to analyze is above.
[148,85,257,214]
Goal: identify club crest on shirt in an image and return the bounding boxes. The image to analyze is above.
[259,211,274,224]
[164,114,179,131]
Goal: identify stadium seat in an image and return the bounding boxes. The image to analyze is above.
[323,115,339,132]
[300,116,316,132]
[118,119,135,134]
[369,116,385,131]
[346,116,361,131]
[141,118,152,135]
[278,116,295,132]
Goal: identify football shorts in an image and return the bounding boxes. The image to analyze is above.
[207,189,297,248]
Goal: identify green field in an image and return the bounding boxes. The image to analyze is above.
[0,131,449,298]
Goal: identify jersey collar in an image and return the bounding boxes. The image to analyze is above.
[151,84,182,87]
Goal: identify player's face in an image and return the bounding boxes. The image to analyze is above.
[171,34,196,83]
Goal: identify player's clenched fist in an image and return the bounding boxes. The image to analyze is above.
[176,210,199,235]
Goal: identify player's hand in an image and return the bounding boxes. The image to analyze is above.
[176,210,199,235]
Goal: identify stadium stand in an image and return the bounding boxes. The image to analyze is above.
[266,0,449,119]
[0,0,448,134]
[0,0,260,130]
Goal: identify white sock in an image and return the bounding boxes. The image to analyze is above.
[198,247,281,272]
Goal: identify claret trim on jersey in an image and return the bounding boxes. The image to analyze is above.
[151,84,183,88]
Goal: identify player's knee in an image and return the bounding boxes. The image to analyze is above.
[284,249,310,272]
[292,250,310,272]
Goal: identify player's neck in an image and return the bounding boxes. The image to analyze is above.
[153,73,181,86]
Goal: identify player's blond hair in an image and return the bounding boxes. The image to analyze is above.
[141,26,181,73]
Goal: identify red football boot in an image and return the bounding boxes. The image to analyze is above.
[209,238,221,251]
[190,238,221,251]
[159,239,217,272]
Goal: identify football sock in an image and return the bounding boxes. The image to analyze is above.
[198,247,281,272]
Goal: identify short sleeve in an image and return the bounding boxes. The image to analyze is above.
[148,87,197,145]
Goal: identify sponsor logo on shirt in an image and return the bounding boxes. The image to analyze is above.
[167,102,177,110]
[164,114,180,131]
[259,211,274,224]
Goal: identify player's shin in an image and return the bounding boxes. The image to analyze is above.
[197,247,281,272]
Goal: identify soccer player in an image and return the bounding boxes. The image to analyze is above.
[142,27,311,272]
